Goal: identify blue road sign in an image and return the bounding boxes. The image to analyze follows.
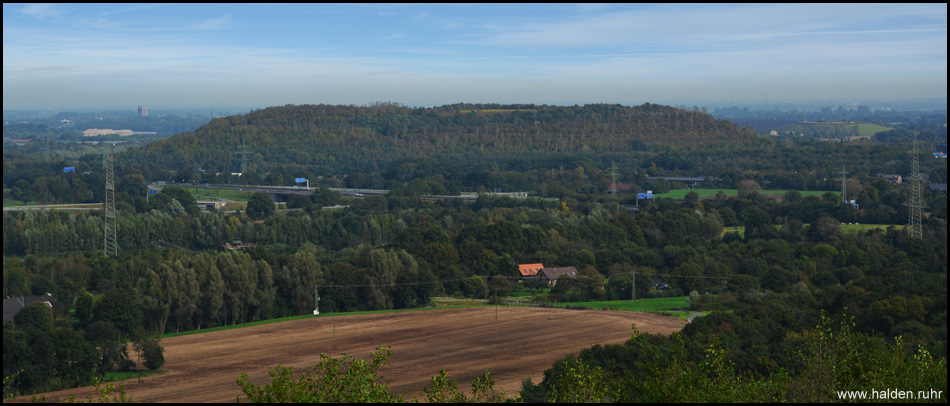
[638,193,645,199]
[295,177,306,183]
[64,167,75,173]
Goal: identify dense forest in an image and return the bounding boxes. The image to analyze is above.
[116,102,756,179]
[5,103,946,206]
[3,102,947,400]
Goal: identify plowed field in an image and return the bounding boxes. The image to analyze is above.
[31,307,685,402]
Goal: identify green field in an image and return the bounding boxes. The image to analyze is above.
[184,187,254,202]
[2,199,40,207]
[855,123,894,138]
[841,223,903,233]
[553,296,688,312]
[773,121,893,138]
[654,189,836,199]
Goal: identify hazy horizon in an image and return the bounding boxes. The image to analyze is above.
[4,4,947,111]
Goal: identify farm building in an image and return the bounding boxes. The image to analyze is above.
[538,267,578,286]
[518,263,544,278]
[876,174,902,185]
[3,297,53,324]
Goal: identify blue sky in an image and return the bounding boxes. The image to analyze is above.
[3,3,947,110]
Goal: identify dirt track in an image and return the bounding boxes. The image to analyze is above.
[32,307,685,403]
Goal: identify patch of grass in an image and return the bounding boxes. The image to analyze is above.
[856,123,894,138]
[185,187,253,202]
[3,200,38,207]
[431,297,487,306]
[841,223,902,233]
[554,296,688,312]
[103,369,164,382]
[722,226,745,238]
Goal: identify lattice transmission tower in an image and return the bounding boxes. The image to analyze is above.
[236,133,251,174]
[905,134,924,239]
[103,145,118,256]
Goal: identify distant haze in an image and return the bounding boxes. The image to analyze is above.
[3,3,946,110]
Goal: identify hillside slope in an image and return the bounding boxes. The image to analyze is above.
[122,102,756,176]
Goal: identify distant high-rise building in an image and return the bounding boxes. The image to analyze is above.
[137,106,147,116]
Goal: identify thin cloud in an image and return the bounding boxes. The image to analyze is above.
[186,14,233,31]
[19,3,65,20]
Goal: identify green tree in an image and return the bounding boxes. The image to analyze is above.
[423,369,506,403]
[154,185,199,216]
[546,356,619,403]
[684,190,700,203]
[246,192,275,220]
[236,346,403,403]
[12,302,53,331]
[139,340,165,371]
[310,186,341,208]
[93,287,143,337]
[75,288,94,323]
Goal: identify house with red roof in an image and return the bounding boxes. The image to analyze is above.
[518,263,544,279]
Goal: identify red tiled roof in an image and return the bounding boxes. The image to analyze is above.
[518,263,544,277]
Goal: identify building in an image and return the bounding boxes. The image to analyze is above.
[876,174,902,185]
[518,263,544,278]
[3,297,53,324]
[538,266,578,286]
[138,106,147,116]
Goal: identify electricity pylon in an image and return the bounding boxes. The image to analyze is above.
[103,145,118,256]
[905,134,924,239]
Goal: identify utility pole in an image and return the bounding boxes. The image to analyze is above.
[313,285,320,315]
[631,270,636,301]
[610,161,618,197]
[838,166,848,204]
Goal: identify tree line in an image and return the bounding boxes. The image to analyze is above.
[4,184,945,397]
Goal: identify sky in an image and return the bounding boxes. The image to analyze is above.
[3,3,947,111]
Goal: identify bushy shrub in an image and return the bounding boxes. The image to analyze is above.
[140,341,165,371]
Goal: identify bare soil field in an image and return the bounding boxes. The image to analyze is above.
[29,307,685,403]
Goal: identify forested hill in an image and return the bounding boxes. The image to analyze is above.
[122,102,757,176]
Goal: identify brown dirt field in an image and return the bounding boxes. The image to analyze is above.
[28,307,685,403]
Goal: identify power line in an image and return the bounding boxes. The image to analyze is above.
[319,272,756,290]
